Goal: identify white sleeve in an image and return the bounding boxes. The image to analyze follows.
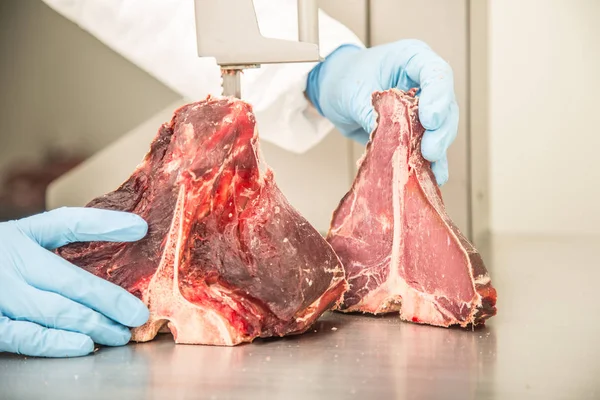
[39,0,364,153]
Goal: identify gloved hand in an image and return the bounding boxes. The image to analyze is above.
[0,207,150,358]
[306,39,458,186]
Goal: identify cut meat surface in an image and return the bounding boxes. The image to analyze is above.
[57,96,347,345]
[326,89,497,327]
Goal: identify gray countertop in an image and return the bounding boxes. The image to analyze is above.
[1,234,599,400]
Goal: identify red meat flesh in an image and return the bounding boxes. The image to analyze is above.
[326,89,497,327]
[57,96,347,345]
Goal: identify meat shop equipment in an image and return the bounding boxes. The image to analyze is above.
[193,0,322,98]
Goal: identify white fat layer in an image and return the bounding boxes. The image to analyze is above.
[474,274,491,286]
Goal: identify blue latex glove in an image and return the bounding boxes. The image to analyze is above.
[0,207,150,358]
[306,39,458,186]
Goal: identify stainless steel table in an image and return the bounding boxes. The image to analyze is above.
[1,234,599,400]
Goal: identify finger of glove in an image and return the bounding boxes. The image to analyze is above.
[0,281,132,347]
[358,105,377,138]
[404,49,455,131]
[16,207,148,250]
[431,155,449,187]
[0,316,93,358]
[349,81,382,136]
[421,100,459,163]
[17,245,149,328]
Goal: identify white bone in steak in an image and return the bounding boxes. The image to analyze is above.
[326,89,497,327]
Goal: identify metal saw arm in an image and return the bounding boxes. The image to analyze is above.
[194,0,321,98]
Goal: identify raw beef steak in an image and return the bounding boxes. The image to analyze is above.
[326,89,497,327]
[57,96,347,345]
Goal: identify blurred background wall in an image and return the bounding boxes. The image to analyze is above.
[0,0,598,239]
[0,0,180,219]
[488,0,600,236]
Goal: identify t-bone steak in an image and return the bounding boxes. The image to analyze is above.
[326,88,497,327]
[56,96,347,345]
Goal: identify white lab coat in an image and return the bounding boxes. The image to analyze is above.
[40,0,365,153]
